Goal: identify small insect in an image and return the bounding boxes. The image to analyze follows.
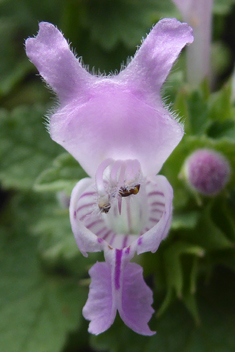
[119,184,140,197]
[98,199,111,213]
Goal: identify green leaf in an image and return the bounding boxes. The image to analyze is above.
[9,191,80,261]
[212,249,235,272]
[74,0,176,50]
[211,197,235,242]
[187,90,210,135]
[213,0,235,14]
[0,19,30,98]
[0,220,87,352]
[156,242,204,320]
[0,60,32,98]
[34,153,87,194]
[163,71,185,107]
[0,105,63,190]
[182,203,233,251]
[211,42,232,77]
[207,119,235,140]
[173,86,189,127]
[32,206,80,260]
[208,81,232,122]
[8,191,102,275]
[171,211,200,230]
[163,241,204,299]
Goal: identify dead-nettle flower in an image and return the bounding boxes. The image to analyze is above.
[172,0,213,86]
[183,149,231,196]
[25,20,193,335]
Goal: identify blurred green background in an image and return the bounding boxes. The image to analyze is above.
[1,0,235,351]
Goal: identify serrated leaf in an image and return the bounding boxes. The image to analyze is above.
[157,242,204,319]
[34,153,87,194]
[0,105,63,190]
[9,191,102,274]
[163,241,204,299]
[0,223,86,352]
[76,0,176,50]
[9,191,80,261]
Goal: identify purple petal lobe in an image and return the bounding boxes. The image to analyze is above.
[119,263,155,336]
[119,18,194,99]
[83,262,116,335]
[25,22,93,102]
[69,178,104,256]
[137,175,173,255]
[115,249,123,290]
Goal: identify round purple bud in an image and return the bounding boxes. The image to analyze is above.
[185,149,230,196]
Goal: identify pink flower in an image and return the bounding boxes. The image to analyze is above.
[25,20,193,335]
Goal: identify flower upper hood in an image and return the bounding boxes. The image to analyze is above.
[25,19,193,177]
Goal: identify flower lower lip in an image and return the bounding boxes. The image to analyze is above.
[72,168,167,250]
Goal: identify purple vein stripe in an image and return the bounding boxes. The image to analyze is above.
[138,236,143,245]
[122,235,128,248]
[103,229,112,240]
[150,201,165,207]
[115,249,122,290]
[95,226,107,236]
[109,233,116,245]
[148,191,164,197]
[79,211,93,221]
[79,192,96,199]
[149,217,159,223]
[86,219,103,229]
[76,202,95,213]
[151,209,164,214]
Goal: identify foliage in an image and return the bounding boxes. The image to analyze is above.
[1,0,235,351]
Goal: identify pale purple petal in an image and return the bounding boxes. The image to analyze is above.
[118,18,194,99]
[26,21,192,177]
[50,86,184,177]
[119,263,155,336]
[69,178,104,256]
[25,22,94,103]
[136,175,173,255]
[83,262,116,335]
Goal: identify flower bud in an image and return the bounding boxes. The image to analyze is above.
[184,149,230,196]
